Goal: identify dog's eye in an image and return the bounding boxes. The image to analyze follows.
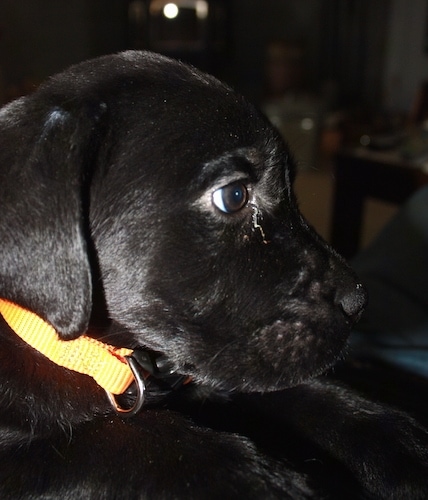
[212,182,249,214]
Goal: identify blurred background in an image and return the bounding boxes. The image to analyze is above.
[1,0,428,257]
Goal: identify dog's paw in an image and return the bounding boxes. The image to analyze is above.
[341,408,428,499]
[253,381,428,498]
[305,383,428,498]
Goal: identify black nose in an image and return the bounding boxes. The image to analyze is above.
[338,283,367,322]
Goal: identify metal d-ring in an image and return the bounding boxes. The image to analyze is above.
[105,355,146,418]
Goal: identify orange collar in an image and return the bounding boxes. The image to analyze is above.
[0,298,140,408]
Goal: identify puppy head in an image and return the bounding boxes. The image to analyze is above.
[0,51,366,394]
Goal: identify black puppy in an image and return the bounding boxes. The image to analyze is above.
[0,51,427,498]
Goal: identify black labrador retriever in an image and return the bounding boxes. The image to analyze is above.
[0,51,427,498]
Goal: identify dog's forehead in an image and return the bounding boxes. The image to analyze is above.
[44,51,283,160]
[116,70,270,150]
[80,54,288,184]
[196,145,280,187]
[44,52,290,197]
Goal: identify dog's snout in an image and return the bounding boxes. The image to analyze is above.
[337,283,367,322]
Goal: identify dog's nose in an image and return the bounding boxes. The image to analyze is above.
[337,283,367,322]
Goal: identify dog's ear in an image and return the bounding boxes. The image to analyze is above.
[0,94,106,339]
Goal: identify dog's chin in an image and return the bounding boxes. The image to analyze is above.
[192,358,341,395]
[182,320,351,395]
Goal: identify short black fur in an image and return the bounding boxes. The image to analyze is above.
[0,51,427,498]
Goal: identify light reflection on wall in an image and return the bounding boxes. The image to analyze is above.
[149,0,209,50]
[128,0,228,74]
[163,3,179,19]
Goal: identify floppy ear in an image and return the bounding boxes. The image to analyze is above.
[0,95,106,339]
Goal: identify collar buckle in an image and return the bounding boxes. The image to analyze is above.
[105,355,146,418]
[106,350,191,417]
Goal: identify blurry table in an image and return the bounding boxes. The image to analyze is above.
[330,146,428,259]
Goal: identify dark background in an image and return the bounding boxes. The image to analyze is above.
[0,0,425,113]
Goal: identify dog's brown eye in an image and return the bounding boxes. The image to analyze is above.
[212,182,249,214]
